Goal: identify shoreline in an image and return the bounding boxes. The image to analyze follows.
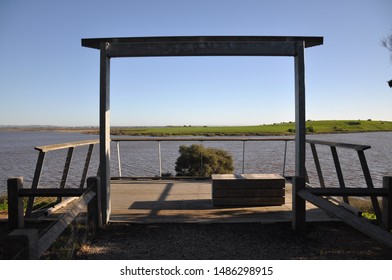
[3,120,392,137]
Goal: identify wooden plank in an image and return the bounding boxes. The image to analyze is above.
[306,187,388,197]
[298,189,392,248]
[35,139,99,153]
[18,188,86,197]
[213,188,285,198]
[107,41,298,57]
[213,197,284,206]
[212,174,285,189]
[306,139,371,151]
[81,36,324,50]
[37,189,95,258]
[213,180,285,189]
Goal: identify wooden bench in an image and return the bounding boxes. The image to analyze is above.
[212,174,285,206]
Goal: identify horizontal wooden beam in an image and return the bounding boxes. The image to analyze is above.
[306,187,388,197]
[35,139,99,153]
[82,35,324,50]
[107,41,298,57]
[306,139,371,151]
[18,188,86,197]
[298,189,392,248]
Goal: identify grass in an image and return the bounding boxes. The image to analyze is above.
[0,195,57,215]
[104,120,392,136]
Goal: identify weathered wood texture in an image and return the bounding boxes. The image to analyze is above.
[212,174,285,206]
[298,189,392,248]
[37,188,96,258]
[7,177,25,230]
[100,42,111,224]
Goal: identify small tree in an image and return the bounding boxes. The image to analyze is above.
[175,144,234,177]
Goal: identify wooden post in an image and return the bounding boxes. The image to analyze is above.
[293,41,306,231]
[4,229,38,259]
[87,176,102,229]
[80,143,95,188]
[100,41,111,224]
[292,176,306,231]
[382,176,392,231]
[7,177,24,230]
[357,150,382,224]
[310,143,325,188]
[26,151,45,217]
[330,146,349,203]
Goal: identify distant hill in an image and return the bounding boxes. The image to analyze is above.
[2,120,392,136]
[99,120,392,136]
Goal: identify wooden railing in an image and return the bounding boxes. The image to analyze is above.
[293,138,392,247]
[25,139,99,217]
[4,176,101,259]
[306,139,382,222]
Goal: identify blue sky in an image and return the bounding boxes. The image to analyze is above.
[0,0,391,126]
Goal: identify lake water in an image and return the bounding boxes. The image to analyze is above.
[0,130,391,195]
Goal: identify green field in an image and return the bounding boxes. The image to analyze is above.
[107,120,392,136]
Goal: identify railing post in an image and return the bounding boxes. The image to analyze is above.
[158,141,162,177]
[357,150,382,224]
[330,146,349,203]
[282,140,288,177]
[310,143,325,188]
[80,143,95,188]
[7,177,25,230]
[87,176,102,229]
[58,147,74,202]
[26,151,45,217]
[382,176,392,231]
[116,141,122,177]
[242,140,246,174]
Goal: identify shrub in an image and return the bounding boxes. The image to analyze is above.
[175,144,234,177]
[347,121,361,125]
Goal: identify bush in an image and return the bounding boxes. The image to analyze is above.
[175,144,234,177]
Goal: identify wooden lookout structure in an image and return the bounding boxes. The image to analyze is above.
[81,35,323,229]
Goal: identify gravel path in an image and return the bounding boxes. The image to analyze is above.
[75,221,392,260]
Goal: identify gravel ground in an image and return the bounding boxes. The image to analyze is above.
[75,221,392,260]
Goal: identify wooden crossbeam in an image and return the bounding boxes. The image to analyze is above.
[18,188,86,197]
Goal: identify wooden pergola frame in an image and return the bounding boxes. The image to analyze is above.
[81,35,324,226]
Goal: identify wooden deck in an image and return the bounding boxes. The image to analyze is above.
[110,179,336,223]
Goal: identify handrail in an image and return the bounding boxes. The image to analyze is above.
[305,138,382,224]
[26,139,99,217]
[35,139,100,153]
[112,137,295,178]
[306,139,371,151]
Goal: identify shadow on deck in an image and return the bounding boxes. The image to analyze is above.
[110,179,336,223]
